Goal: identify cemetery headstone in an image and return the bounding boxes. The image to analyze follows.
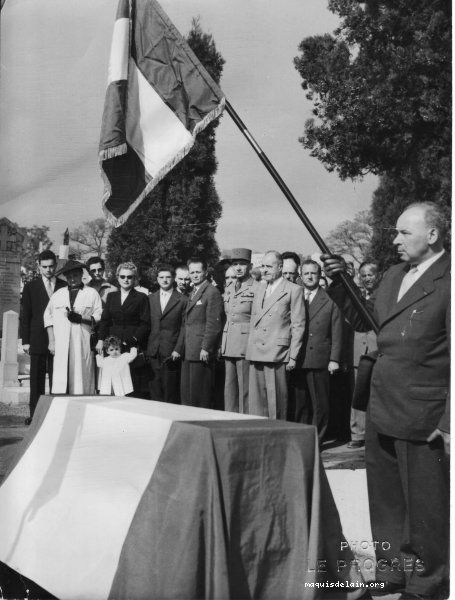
[0,218,24,337]
[0,310,28,405]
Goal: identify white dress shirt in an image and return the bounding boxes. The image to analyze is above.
[397,250,445,301]
[304,287,317,304]
[265,276,283,297]
[160,289,172,311]
[42,276,56,298]
[120,289,130,305]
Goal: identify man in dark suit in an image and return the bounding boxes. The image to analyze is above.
[180,258,223,408]
[147,265,187,403]
[288,259,343,443]
[323,202,449,599]
[20,249,67,423]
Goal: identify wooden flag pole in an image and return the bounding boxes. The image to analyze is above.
[225,99,379,333]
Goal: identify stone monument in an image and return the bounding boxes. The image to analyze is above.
[0,310,29,405]
[0,218,24,337]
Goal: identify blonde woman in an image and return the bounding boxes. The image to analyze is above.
[96,262,150,396]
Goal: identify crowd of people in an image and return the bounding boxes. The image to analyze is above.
[20,246,377,446]
[19,200,449,600]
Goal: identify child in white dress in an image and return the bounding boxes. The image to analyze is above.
[96,336,137,396]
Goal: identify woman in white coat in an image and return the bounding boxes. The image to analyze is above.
[44,260,103,394]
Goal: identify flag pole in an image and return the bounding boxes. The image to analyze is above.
[225,99,379,333]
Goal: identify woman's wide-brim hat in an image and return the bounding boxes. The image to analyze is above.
[55,259,86,277]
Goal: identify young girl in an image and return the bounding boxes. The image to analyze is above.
[96,335,137,396]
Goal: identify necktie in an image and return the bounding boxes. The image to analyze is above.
[191,287,198,299]
[235,281,241,293]
[304,291,310,313]
[45,279,53,298]
[265,285,272,298]
[397,265,419,301]
[160,292,169,311]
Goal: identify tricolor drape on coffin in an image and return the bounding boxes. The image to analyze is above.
[99,0,225,226]
[0,396,365,600]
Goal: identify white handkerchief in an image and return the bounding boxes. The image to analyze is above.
[196,300,203,305]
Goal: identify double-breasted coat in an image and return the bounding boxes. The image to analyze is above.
[246,278,305,364]
[246,278,305,420]
[43,286,102,394]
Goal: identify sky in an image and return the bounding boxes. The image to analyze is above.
[0,0,378,255]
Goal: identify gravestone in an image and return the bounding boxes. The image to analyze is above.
[0,310,28,405]
[0,218,24,337]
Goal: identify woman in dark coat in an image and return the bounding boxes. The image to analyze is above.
[96,262,151,397]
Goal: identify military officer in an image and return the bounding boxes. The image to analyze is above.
[221,248,259,413]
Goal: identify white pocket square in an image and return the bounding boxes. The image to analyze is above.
[196,300,203,305]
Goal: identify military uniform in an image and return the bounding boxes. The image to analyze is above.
[221,277,258,412]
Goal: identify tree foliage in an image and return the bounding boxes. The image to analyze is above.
[21,225,53,272]
[326,209,373,265]
[294,0,451,267]
[107,19,225,285]
[70,218,112,259]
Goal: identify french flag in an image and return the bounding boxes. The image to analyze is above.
[99,0,225,226]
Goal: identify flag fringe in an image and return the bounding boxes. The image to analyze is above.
[101,96,225,227]
[99,143,128,161]
[193,96,225,137]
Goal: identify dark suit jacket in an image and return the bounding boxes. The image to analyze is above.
[183,281,223,361]
[329,252,450,440]
[146,289,188,358]
[300,288,343,369]
[98,289,151,350]
[20,277,67,354]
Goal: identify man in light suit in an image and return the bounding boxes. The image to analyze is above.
[288,259,343,443]
[181,258,223,408]
[221,248,259,413]
[20,249,67,423]
[323,202,449,599]
[147,265,188,403]
[246,250,305,420]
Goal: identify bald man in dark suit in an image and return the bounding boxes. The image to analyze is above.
[323,202,449,598]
